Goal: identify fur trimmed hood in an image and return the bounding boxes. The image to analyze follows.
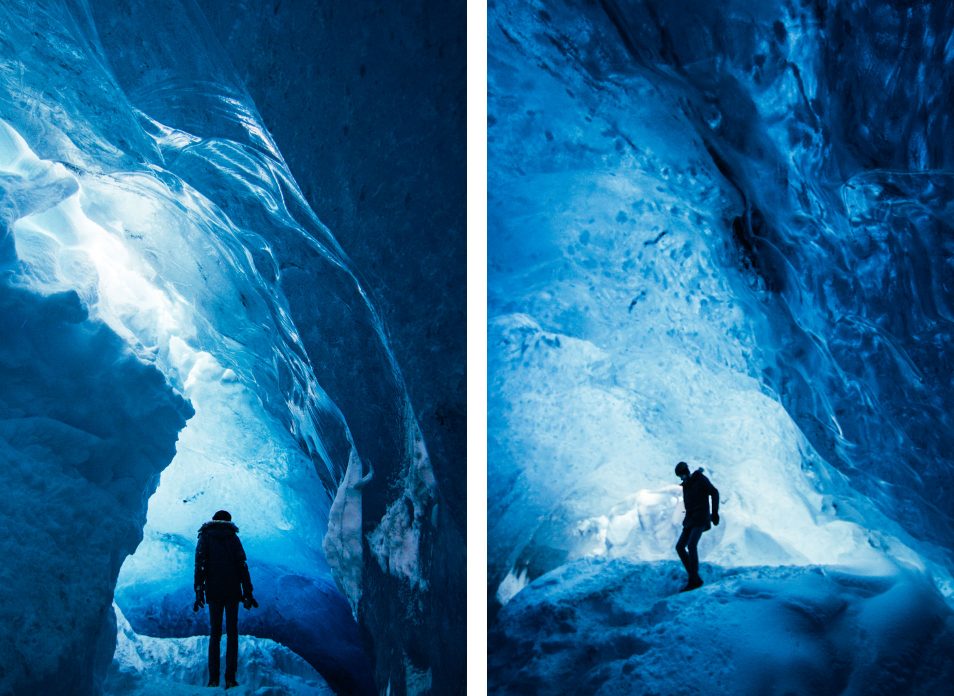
[198,520,239,535]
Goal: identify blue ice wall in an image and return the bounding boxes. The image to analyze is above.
[489,0,954,608]
[0,1,441,693]
[193,3,467,691]
[0,271,192,694]
[593,0,954,551]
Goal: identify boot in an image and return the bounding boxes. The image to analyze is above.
[679,576,704,592]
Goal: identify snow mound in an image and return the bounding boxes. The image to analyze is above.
[489,559,954,695]
[105,606,333,695]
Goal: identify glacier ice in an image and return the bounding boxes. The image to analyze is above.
[490,0,954,690]
[490,559,954,695]
[0,275,192,693]
[105,605,334,695]
[0,0,446,693]
[490,0,954,597]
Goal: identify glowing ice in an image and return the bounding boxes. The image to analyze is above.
[0,0,433,691]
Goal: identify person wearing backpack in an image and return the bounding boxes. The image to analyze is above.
[674,461,720,592]
[193,510,259,689]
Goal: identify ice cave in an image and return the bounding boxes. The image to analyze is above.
[0,1,464,694]
[488,0,954,693]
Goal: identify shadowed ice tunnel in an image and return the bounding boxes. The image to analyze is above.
[0,1,463,694]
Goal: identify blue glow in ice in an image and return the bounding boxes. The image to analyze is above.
[489,0,954,690]
[0,1,433,693]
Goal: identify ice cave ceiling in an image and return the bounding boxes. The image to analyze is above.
[488,0,954,691]
[0,1,463,695]
[489,0,954,604]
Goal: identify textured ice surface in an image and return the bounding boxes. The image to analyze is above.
[584,0,954,552]
[196,6,469,685]
[489,558,954,695]
[489,2,954,691]
[106,605,333,695]
[0,280,191,694]
[0,0,439,692]
[489,0,954,606]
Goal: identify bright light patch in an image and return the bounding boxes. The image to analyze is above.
[0,115,335,622]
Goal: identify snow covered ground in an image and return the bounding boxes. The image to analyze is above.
[105,606,333,695]
[489,559,954,695]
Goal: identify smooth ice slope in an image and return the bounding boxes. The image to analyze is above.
[0,0,442,693]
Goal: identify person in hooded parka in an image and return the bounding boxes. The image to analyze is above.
[193,509,258,689]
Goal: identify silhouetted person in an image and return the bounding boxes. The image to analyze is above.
[193,510,258,689]
[674,461,719,592]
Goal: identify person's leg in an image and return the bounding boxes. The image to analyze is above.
[675,526,692,576]
[208,602,224,685]
[224,601,239,683]
[686,527,704,583]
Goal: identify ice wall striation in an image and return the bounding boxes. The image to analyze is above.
[193,4,468,690]
[591,0,954,569]
[489,0,953,611]
[0,1,438,693]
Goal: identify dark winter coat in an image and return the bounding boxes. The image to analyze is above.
[681,469,719,530]
[194,520,254,604]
